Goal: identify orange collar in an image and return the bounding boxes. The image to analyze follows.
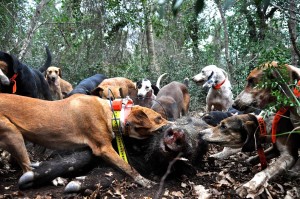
[271,107,289,143]
[293,80,300,97]
[213,78,226,90]
[256,116,268,170]
[10,73,18,93]
[111,98,133,134]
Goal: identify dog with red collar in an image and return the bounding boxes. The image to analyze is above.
[192,65,233,112]
[231,61,300,198]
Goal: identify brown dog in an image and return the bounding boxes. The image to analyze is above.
[201,113,297,198]
[0,93,168,187]
[91,77,136,99]
[151,80,190,121]
[45,66,73,99]
[230,61,300,197]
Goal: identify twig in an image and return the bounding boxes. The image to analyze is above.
[154,152,183,199]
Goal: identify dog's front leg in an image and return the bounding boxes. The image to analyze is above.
[98,145,155,188]
[210,147,241,159]
[236,151,295,198]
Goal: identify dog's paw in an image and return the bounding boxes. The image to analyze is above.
[18,171,34,190]
[64,180,82,193]
[236,172,269,198]
[135,175,156,188]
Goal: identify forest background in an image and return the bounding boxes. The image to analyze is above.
[0,0,299,111]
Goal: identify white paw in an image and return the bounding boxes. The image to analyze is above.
[236,172,269,198]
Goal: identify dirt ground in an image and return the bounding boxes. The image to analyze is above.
[1,143,300,199]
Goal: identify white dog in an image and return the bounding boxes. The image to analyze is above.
[192,65,233,112]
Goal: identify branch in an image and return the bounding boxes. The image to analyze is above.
[18,0,50,60]
[154,152,183,199]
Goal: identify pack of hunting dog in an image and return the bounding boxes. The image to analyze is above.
[0,45,300,199]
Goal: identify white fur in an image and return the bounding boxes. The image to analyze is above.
[192,65,233,112]
[137,79,154,99]
[0,69,10,85]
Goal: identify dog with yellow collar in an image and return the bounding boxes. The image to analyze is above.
[0,93,168,188]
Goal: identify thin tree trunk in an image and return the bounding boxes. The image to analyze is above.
[216,0,233,81]
[287,0,300,65]
[18,0,50,60]
[144,1,159,73]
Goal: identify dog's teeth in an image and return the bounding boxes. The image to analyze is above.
[18,171,34,186]
[64,181,81,193]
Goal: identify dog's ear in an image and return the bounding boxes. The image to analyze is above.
[241,121,258,152]
[119,87,124,98]
[127,106,168,137]
[91,87,104,98]
[220,68,228,79]
[58,68,62,78]
[151,85,160,95]
[1,52,21,74]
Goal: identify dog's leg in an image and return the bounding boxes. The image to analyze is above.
[91,143,154,187]
[236,149,295,198]
[246,145,280,165]
[0,118,31,172]
[209,147,241,159]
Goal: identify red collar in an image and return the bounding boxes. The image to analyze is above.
[10,73,18,93]
[256,116,268,170]
[293,80,300,97]
[213,78,226,90]
[271,107,289,143]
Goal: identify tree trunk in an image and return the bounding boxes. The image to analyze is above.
[287,0,300,65]
[216,0,233,81]
[18,0,50,60]
[144,1,159,73]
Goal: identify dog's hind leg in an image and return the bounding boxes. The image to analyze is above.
[0,118,31,172]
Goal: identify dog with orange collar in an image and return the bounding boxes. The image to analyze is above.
[192,65,233,112]
[231,61,300,198]
[0,94,169,188]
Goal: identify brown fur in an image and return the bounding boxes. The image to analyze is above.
[45,66,73,100]
[229,61,300,197]
[0,94,168,187]
[151,81,190,121]
[91,77,136,99]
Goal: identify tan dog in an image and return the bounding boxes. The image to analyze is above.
[0,94,168,187]
[91,77,136,99]
[45,66,73,100]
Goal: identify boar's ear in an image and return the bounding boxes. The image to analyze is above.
[241,121,258,152]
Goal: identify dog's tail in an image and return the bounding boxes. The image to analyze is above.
[38,45,52,73]
[156,73,168,89]
[183,78,189,87]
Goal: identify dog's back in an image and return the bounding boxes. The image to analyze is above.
[67,74,107,97]
[152,81,190,120]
